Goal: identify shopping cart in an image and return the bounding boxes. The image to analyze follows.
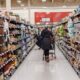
[49,43,56,60]
[43,37,56,61]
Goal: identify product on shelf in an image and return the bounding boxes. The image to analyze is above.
[55,12,80,77]
[0,12,35,80]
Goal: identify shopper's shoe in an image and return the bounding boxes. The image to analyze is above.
[46,59,49,63]
[54,55,56,59]
[43,54,45,60]
[45,56,49,63]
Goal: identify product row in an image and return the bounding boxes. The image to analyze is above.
[55,12,80,77]
[0,14,35,80]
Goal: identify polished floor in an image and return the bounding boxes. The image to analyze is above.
[10,45,80,80]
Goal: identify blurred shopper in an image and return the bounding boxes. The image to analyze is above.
[41,27,53,62]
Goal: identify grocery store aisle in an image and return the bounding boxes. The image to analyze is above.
[10,45,80,80]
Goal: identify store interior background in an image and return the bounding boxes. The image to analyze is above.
[0,0,79,24]
[0,0,80,80]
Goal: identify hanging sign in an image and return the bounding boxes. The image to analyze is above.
[35,12,70,24]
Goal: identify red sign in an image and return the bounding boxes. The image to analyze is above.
[35,12,70,24]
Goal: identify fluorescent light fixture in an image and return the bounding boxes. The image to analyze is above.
[42,0,46,2]
[17,0,21,3]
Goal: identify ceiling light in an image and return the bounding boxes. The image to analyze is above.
[42,0,46,2]
[17,0,21,3]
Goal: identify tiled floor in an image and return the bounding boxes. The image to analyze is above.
[10,45,80,80]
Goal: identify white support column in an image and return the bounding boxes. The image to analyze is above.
[6,0,11,10]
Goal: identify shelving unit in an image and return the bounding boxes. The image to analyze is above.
[55,12,80,77]
[0,16,36,80]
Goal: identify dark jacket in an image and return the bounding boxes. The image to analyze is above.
[36,35,43,48]
[41,28,53,50]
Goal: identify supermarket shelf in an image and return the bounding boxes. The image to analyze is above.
[59,41,80,62]
[11,46,22,52]
[56,42,80,77]
[54,10,80,78]
[11,38,35,50]
[53,13,80,28]
[0,58,15,70]
[27,38,35,43]
[54,20,80,28]
[10,37,30,44]
[0,16,29,27]
[0,14,35,80]
[63,41,80,54]
[0,38,35,57]
[60,44,76,59]
[1,46,22,56]
[3,39,35,80]
[0,50,11,56]
[10,33,21,36]
[5,42,35,80]
[9,27,21,30]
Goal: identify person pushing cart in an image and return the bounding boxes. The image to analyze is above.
[36,27,56,62]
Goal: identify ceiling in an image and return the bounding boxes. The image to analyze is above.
[0,0,80,8]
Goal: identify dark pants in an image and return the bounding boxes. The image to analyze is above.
[44,50,49,57]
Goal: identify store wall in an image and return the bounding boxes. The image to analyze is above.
[11,9,29,21]
[11,8,75,24]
